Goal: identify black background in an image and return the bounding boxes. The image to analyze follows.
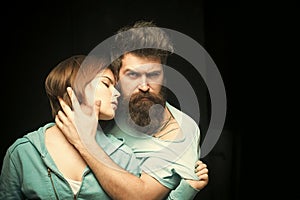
[1,0,298,199]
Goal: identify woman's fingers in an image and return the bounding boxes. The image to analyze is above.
[196,167,209,176]
[197,173,209,181]
[195,161,208,176]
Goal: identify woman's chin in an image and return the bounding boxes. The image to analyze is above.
[99,113,115,121]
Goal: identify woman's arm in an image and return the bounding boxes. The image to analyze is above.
[0,148,23,199]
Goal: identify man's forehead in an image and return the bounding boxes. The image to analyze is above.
[122,63,163,72]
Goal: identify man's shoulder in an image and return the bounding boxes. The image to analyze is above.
[104,133,135,156]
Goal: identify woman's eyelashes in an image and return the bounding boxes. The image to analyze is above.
[102,81,109,88]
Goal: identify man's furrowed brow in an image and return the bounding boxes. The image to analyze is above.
[124,67,162,74]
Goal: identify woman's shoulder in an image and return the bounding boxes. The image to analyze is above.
[6,123,52,155]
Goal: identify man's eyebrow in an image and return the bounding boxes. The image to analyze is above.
[147,70,162,74]
[100,75,115,85]
[124,68,138,73]
[124,68,162,74]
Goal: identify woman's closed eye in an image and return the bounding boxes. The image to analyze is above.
[102,81,110,88]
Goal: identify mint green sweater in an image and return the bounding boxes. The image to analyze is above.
[0,123,140,199]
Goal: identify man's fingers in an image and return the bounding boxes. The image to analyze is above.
[55,114,63,129]
[58,96,73,118]
[55,112,72,133]
[56,110,72,126]
[67,87,81,111]
[94,100,101,118]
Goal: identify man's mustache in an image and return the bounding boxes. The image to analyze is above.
[130,92,158,104]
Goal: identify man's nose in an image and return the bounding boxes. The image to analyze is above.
[138,76,150,92]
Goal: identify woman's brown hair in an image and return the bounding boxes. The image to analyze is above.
[45,55,112,118]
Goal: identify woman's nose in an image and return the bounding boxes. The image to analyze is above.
[113,87,121,98]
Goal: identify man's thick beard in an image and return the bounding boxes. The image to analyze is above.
[120,88,167,135]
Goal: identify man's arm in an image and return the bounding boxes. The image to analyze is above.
[79,141,170,200]
[56,88,206,199]
[56,96,170,200]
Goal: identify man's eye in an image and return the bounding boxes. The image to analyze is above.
[147,72,160,78]
[127,72,139,78]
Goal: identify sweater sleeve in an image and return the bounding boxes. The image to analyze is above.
[0,147,24,199]
[165,179,199,200]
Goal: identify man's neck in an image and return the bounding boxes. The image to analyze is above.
[152,108,181,140]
